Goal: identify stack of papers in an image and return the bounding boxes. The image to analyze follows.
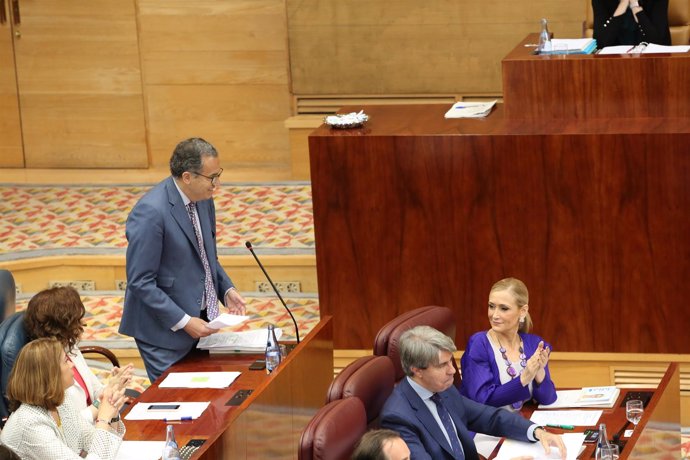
[197,327,283,353]
[444,100,497,119]
[539,386,621,409]
[542,38,597,55]
[530,409,603,427]
[207,313,249,330]
[598,43,690,55]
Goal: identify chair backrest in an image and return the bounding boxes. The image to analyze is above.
[326,355,395,428]
[373,306,460,387]
[299,397,367,460]
[0,312,29,421]
[0,269,16,322]
[583,0,690,45]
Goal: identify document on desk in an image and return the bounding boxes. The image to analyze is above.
[539,387,620,408]
[495,433,585,460]
[115,441,166,460]
[444,100,496,118]
[198,327,282,353]
[159,371,241,389]
[530,409,603,427]
[124,401,210,421]
[598,43,690,54]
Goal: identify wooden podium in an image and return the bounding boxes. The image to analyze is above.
[308,37,690,352]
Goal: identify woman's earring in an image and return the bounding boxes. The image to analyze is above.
[519,316,525,324]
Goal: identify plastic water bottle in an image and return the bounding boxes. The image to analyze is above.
[538,18,552,54]
[265,324,281,373]
[162,424,182,460]
[595,423,612,460]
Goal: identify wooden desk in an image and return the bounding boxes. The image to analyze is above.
[122,317,333,459]
[486,363,681,459]
[309,102,690,351]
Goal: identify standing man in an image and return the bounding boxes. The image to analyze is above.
[381,326,566,460]
[120,138,246,382]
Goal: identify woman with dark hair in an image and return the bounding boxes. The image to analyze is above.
[460,278,557,411]
[0,338,126,459]
[24,286,133,423]
[593,0,671,47]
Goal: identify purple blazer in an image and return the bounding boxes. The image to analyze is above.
[459,331,557,408]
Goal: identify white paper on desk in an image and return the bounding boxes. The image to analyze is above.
[124,401,210,421]
[444,100,496,118]
[495,433,585,460]
[530,409,602,427]
[474,433,501,458]
[159,371,241,389]
[115,441,165,460]
[198,327,282,351]
[206,313,249,330]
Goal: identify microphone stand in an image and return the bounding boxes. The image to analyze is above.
[245,241,300,343]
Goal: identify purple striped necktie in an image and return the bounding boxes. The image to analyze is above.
[186,202,218,320]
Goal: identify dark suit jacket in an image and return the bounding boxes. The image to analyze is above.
[381,377,534,460]
[119,177,233,359]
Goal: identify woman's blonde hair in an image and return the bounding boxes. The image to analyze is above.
[6,338,66,412]
[490,277,532,333]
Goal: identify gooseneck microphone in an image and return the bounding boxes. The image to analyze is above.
[245,241,300,343]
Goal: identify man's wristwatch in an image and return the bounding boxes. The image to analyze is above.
[109,415,120,424]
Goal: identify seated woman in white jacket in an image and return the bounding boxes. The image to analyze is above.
[24,286,133,423]
[0,338,127,460]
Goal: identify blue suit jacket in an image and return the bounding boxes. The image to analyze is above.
[381,377,534,460]
[119,177,233,358]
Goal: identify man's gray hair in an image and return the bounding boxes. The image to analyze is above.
[399,325,456,376]
[169,137,218,178]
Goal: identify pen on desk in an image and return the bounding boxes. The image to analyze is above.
[546,424,574,430]
[164,416,193,422]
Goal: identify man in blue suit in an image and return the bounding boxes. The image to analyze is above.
[120,138,246,382]
[381,326,566,460]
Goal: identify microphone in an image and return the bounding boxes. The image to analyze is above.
[245,241,300,343]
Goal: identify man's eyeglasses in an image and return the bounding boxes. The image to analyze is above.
[194,168,223,185]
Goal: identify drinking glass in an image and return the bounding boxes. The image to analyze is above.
[600,444,619,460]
[626,399,644,430]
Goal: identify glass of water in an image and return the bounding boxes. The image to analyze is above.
[600,444,619,460]
[626,399,644,430]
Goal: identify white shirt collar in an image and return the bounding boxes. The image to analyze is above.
[172,177,192,206]
[407,376,435,400]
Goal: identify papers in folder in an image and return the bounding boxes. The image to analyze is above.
[197,327,283,353]
[444,100,496,119]
[538,386,620,409]
[541,38,597,55]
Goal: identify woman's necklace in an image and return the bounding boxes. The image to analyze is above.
[494,332,527,410]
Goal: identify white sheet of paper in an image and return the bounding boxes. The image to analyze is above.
[124,401,210,421]
[159,371,241,389]
[197,327,282,351]
[206,313,249,330]
[530,410,602,427]
[474,433,501,458]
[115,441,166,460]
[495,433,585,460]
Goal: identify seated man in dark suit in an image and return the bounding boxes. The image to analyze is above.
[380,325,566,460]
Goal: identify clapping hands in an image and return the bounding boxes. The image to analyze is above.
[520,341,551,386]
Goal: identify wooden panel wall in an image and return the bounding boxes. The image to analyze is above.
[137,0,292,171]
[14,0,147,168]
[287,0,586,95]
[0,18,23,167]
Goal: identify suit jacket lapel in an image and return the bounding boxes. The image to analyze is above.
[400,379,457,459]
[166,178,200,256]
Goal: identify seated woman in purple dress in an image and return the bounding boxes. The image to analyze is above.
[460,278,557,411]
